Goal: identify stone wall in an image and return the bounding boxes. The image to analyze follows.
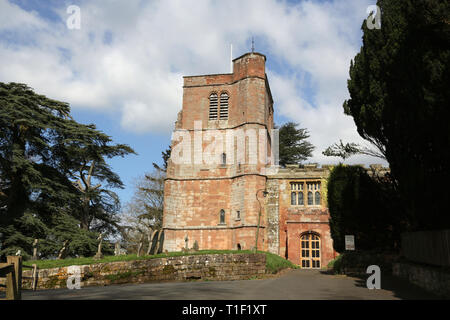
[163,175,267,252]
[20,253,266,290]
[266,179,279,255]
[401,230,450,267]
[393,262,450,298]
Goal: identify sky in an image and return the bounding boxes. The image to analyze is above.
[0,0,387,206]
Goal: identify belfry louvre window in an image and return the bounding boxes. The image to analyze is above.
[209,93,218,120]
[219,93,229,119]
[291,181,321,206]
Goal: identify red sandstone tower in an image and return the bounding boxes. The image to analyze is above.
[163,52,275,252]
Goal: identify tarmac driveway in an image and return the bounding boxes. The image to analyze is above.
[22,269,439,300]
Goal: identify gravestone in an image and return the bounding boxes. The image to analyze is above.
[58,240,69,259]
[93,234,103,260]
[32,239,39,260]
[114,242,121,256]
[184,235,189,250]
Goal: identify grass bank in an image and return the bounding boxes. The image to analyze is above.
[263,251,299,273]
[24,250,298,273]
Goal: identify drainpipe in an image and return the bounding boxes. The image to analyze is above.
[254,189,268,253]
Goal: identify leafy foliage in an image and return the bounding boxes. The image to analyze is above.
[0,82,134,259]
[152,146,171,172]
[330,251,399,274]
[323,139,385,161]
[327,165,406,253]
[343,0,450,230]
[278,122,314,167]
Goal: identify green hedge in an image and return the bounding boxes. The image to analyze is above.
[327,164,406,253]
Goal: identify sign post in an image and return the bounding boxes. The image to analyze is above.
[345,235,355,251]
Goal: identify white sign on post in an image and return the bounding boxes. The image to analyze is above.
[345,235,355,251]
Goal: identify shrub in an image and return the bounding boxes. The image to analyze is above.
[327,164,405,253]
[332,251,400,274]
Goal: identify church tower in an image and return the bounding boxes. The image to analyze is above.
[162,52,275,252]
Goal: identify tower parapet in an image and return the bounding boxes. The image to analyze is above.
[232,52,266,82]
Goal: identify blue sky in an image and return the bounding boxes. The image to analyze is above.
[0,0,384,206]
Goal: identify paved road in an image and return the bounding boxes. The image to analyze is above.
[22,269,439,300]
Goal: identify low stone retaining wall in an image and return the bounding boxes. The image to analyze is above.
[20,253,266,290]
[393,262,450,298]
[332,251,400,275]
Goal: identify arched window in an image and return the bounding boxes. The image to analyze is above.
[291,192,296,205]
[209,93,218,120]
[307,191,313,205]
[298,192,304,205]
[219,209,225,224]
[221,152,226,165]
[219,92,229,120]
[315,191,321,205]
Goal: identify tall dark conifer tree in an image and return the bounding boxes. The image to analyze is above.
[278,122,314,167]
[344,0,450,230]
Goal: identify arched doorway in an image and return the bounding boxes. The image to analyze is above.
[300,232,321,269]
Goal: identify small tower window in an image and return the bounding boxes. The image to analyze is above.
[219,209,225,224]
[209,93,218,120]
[219,93,229,120]
[221,153,226,165]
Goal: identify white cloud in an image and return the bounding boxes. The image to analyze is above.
[0,0,45,30]
[270,71,384,166]
[0,0,387,165]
